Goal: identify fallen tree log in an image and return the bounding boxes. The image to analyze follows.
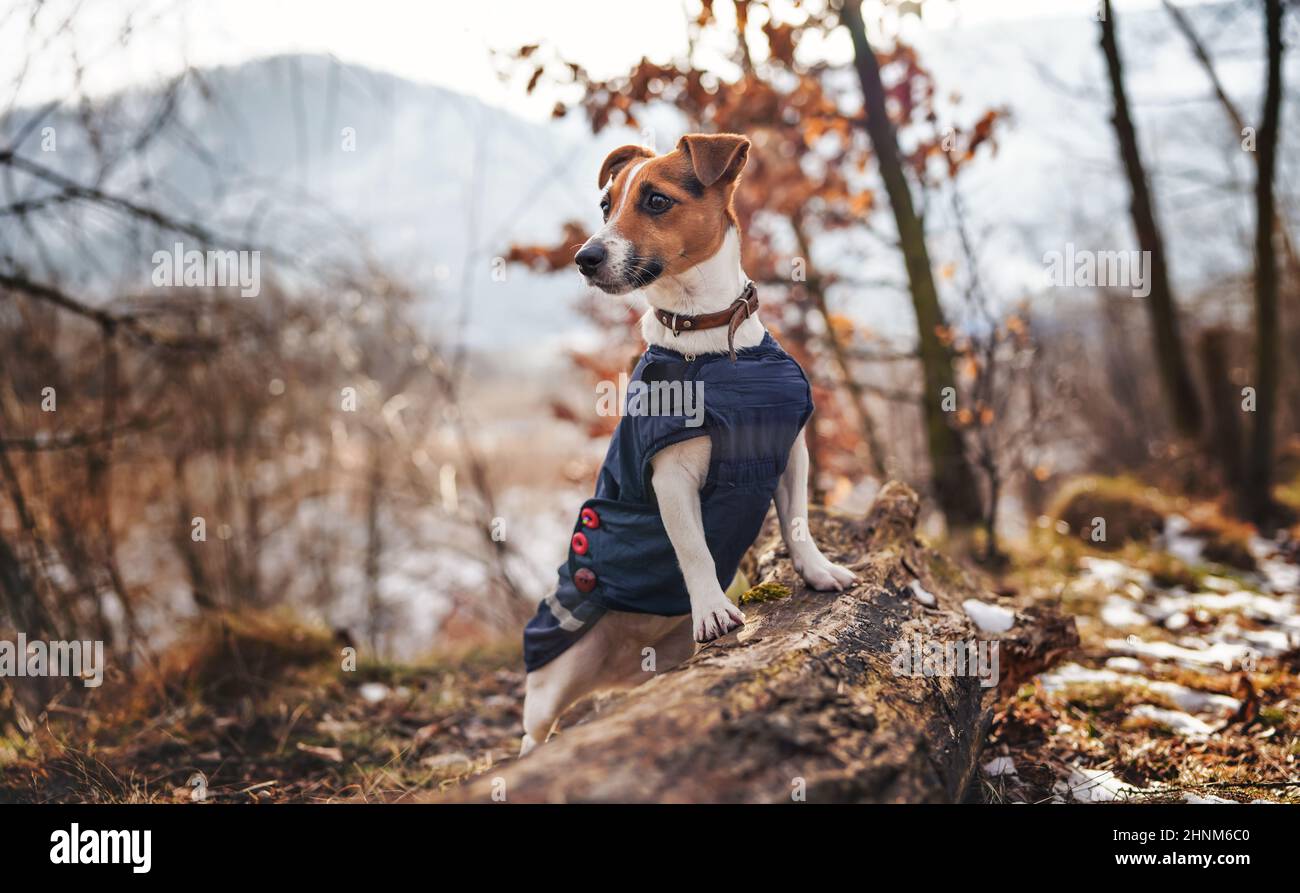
[449,482,1077,803]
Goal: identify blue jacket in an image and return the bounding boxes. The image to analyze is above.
[523,332,814,672]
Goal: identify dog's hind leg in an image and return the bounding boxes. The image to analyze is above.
[601,613,693,686]
[520,618,616,756]
[643,617,696,675]
[521,654,586,756]
[520,612,688,756]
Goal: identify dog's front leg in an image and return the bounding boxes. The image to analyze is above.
[650,436,746,642]
[775,428,858,591]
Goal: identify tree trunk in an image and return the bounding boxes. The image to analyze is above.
[0,532,52,641]
[1198,328,1246,493]
[1246,0,1285,528]
[363,439,386,657]
[791,212,887,479]
[838,1,984,531]
[443,482,1077,804]
[1099,0,1203,439]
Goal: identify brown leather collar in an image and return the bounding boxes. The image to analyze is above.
[653,281,758,362]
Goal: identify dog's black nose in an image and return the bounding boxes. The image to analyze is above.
[575,242,606,275]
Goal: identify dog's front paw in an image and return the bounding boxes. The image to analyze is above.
[795,554,858,592]
[693,595,746,643]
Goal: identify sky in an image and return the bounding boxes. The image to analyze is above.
[1,0,1216,120]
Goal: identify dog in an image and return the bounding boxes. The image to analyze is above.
[519,133,856,756]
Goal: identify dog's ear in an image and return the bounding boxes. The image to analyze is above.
[598,144,655,189]
[677,133,750,188]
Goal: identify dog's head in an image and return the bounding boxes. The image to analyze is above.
[575,133,750,294]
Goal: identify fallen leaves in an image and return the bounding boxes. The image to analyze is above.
[296,743,344,764]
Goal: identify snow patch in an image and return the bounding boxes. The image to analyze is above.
[1079,557,1149,590]
[1202,575,1238,593]
[1106,636,1257,670]
[962,599,1015,633]
[910,580,936,606]
[1058,767,1149,803]
[1260,559,1300,594]
[1101,594,1149,629]
[1162,515,1204,565]
[1130,704,1215,737]
[1040,662,1239,717]
[982,756,1017,777]
[1145,681,1239,716]
[358,682,391,704]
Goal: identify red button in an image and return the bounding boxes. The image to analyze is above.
[571,531,589,555]
[573,568,597,593]
[580,507,600,529]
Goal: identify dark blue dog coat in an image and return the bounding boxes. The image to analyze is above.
[523,332,813,672]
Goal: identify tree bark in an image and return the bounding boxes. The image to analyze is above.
[1198,328,1246,492]
[1099,0,1203,439]
[1246,0,1285,527]
[838,1,984,530]
[444,482,1077,804]
[363,438,386,657]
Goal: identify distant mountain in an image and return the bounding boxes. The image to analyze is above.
[3,3,1296,353]
[1,54,623,354]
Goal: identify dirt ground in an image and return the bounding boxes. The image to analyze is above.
[3,493,1298,804]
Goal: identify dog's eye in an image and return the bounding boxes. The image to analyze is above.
[644,193,674,214]
[599,196,611,220]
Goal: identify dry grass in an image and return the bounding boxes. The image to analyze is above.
[985,479,1300,804]
[0,613,526,804]
[6,474,1299,805]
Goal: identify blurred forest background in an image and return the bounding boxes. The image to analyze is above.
[2,0,1299,803]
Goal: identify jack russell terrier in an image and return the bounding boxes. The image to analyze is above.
[520,133,856,756]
